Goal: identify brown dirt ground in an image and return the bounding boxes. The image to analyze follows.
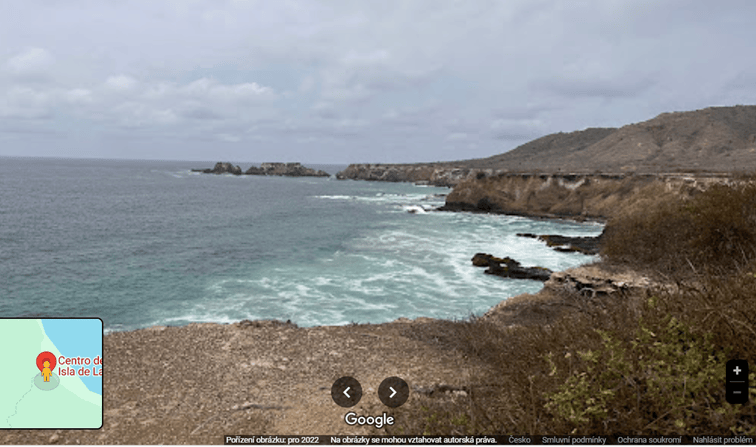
[0,317,499,444]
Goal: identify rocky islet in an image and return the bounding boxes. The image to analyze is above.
[193,161,330,177]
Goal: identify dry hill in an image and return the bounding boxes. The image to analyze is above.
[471,104,756,173]
[337,105,756,187]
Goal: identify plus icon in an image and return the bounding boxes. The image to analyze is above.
[726,359,750,405]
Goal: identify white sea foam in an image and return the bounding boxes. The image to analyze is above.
[314,195,354,200]
[123,180,600,330]
[402,205,427,214]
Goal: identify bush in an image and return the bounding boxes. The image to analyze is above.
[601,180,756,277]
[545,296,756,435]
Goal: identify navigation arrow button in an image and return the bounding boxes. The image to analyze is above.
[378,377,409,408]
[331,376,362,407]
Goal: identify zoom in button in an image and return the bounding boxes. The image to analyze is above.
[331,376,362,407]
[726,359,750,405]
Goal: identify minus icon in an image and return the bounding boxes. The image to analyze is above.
[733,391,742,394]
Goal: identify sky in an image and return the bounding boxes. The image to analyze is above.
[1,0,755,164]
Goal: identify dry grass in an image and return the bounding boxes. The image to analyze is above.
[602,180,756,277]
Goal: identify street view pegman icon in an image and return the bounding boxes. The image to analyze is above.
[42,361,52,382]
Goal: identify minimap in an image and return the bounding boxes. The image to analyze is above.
[0,318,103,429]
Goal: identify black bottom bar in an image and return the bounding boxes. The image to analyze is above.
[224,435,756,445]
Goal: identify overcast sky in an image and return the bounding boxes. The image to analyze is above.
[1,0,754,163]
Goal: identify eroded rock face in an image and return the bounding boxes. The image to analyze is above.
[471,253,553,281]
[544,264,651,297]
[335,164,501,187]
[442,173,732,220]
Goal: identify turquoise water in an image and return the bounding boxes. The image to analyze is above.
[41,318,102,395]
[0,157,603,333]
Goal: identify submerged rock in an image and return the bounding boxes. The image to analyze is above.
[471,253,552,281]
[517,232,604,255]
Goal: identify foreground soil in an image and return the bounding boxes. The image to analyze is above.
[0,318,493,444]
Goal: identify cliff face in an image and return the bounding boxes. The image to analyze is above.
[335,164,501,187]
[441,173,731,220]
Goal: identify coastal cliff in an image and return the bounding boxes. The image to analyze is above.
[440,172,732,220]
[335,163,498,187]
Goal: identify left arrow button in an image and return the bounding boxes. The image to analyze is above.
[331,376,362,407]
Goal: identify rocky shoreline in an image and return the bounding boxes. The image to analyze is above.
[0,214,624,444]
[193,162,330,177]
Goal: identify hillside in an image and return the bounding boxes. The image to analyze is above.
[470,127,617,171]
[337,105,756,185]
[463,105,756,173]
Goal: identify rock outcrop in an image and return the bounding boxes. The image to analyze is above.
[543,264,652,298]
[471,253,553,281]
[192,162,243,175]
[246,162,330,177]
[481,263,654,328]
[518,232,603,255]
[193,162,330,177]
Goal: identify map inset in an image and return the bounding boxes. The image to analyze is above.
[0,318,103,429]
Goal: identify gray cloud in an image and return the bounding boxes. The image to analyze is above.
[5,48,55,82]
[0,0,754,162]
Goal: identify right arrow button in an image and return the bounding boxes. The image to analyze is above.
[378,377,409,408]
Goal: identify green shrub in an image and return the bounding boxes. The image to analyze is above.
[544,294,756,435]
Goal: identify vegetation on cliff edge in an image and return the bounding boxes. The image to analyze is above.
[381,178,756,436]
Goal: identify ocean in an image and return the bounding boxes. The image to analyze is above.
[0,157,603,333]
